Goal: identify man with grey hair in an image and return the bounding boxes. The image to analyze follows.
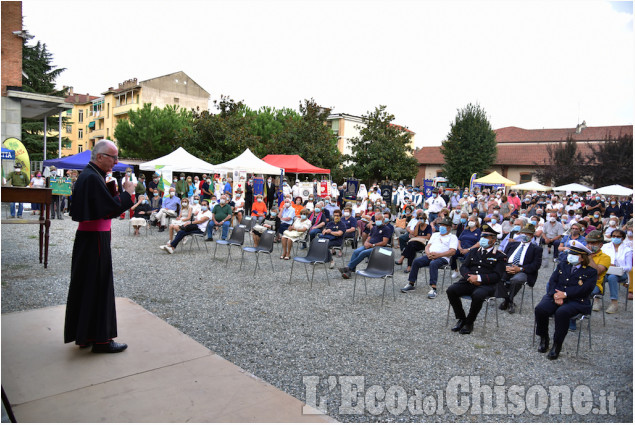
[65,139,135,353]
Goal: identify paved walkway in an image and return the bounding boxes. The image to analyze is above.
[1,298,334,422]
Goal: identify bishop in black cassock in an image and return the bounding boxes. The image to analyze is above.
[64,140,133,353]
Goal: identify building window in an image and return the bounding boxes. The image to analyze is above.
[78,110,83,123]
[107,128,109,138]
[107,103,110,118]
[78,129,83,139]
[519,173,533,184]
[78,145,83,153]
[66,125,72,133]
[436,170,444,177]
[174,97,179,104]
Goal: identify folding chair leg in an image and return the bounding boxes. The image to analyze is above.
[324,263,330,285]
[310,264,316,289]
[268,253,274,272]
[304,264,310,282]
[226,246,232,265]
[363,276,368,294]
[239,250,245,271]
[483,302,489,331]
[289,260,295,284]
[391,276,396,301]
[213,243,218,259]
[353,273,358,303]
[255,252,260,272]
[494,299,499,327]
[381,277,387,308]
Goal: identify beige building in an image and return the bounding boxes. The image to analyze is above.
[326,112,415,158]
[61,71,210,154]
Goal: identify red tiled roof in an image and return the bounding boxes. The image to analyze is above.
[414,142,599,166]
[64,93,99,104]
[495,125,632,143]
[389,123,415,134]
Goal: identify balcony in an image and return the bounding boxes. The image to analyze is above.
[88,129,105,140]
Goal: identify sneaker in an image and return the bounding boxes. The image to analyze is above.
[606,303,619,314]
[592,298,601,312]
[329,260,335,269]
[159,245,167,250]
[428,288,437,299]
[451,271,460,279]
[401,283,416,293]
[165,246,174,254]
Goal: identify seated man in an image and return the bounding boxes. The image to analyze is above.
[277,199,296,240]
[499,217,527,251]
[542,212,564,259]
[498,223,543,314]
[318,209,346,268]
[534,243,596,360]
[308,201,328,242]
[446,224,507,334]
[341,206,359,249]
[206,195,233,241]
[251,194,268,224]
[401,218,458,298]
[160,200,213,254]
[151,188,180,232]
[339,212,393,279]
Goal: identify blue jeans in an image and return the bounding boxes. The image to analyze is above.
[206,220,230,240]
[10,203,23,217]
[309,227,323,241]
[347,247,373,271]
[606,273,628,300]
[171,228,203,248]
[278,221,292,235]
[408,255,448,286]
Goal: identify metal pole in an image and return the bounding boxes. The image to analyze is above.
[43,115,47,161]
[58,114,62,158]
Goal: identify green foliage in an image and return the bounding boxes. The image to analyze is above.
[586,133,633,187]
[440,103,497,187]
[114,103,193,159]
[534,136,585,186]
[243,106,301,157]
[346,105,418,184]
[20,37,71,161]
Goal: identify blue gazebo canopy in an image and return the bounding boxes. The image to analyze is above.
[42,150,130,172]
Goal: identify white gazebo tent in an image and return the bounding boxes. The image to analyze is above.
[552,183,593,193]
[594,184,633,196]
[139,147,216,173]
[511,181,551,192]
[214,148,283,175]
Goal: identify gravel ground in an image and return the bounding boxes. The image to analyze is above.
[1,210,633,422]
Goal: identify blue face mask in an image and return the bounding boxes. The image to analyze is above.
[530,220,537,226]
[143,200,148,204]
[612,237,623,245]
[384,218,390,224]
[201,206,208,211]
[375,219,383,226]
[512,225,521,232]
[479,237,490,248]
[301,214,307,220]
[491,219,497,224]
[271,212,277,217]
[567,254,580,265]
[460,218,467,224]
[438,225,448,234]
[315,208,321,213]
[519,234,531,243]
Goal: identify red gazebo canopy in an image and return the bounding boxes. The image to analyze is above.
[262,154,330,174]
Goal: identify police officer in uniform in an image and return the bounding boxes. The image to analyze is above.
[446,224,507,334]
[534,241,596,360]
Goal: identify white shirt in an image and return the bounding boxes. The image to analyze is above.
[406,217,419,231]
[427,232,459,262]
[196,210,213,232]
[508,241,531,265]
[353,205,365,216]
[292,184,302,199]
[369,191,382,202]
[601,242,633,273]
[426,196,446,213]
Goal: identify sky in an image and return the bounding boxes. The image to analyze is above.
[21,0,634,148]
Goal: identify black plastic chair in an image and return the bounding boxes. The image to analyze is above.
[445,294,500,331]
[240,229,276,276]
[213,225,246,264]
[288,237,330,288]
[241,216,256,245]
[353,247,395,307]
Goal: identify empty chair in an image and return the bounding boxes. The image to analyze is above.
[288,237,330,288]
[352,246,395,307]
[213,225,246,264]
[241,216,256,245]
[240,229,276,276]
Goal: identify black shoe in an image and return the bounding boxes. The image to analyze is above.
[451,319,466,332]
[158,226,165,232]
[508,302,516,314]
[499,299,509,311]
[538,336,550,353]
[338,267,349,275]
[91,341,128,353]
[342,271,352,280]
[204,238,213,242]
[459,322,474,334]
[547,342,562,360]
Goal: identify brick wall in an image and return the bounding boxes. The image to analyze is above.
[1,1,23,97]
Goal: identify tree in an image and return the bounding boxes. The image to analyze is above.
[440,103,497,187]
[534,136,585,186]
[585,133,633,187]
[114,103,192,159]
[21,38,71,161]
[345,105,418,184]
[243,105,301,158]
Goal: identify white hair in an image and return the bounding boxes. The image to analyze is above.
[91,139,116,161]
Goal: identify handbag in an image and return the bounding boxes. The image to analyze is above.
[180,223,199,232]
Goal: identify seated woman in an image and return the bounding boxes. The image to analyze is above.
[233,191,245,226]
[278,200,296,241]
[317,209,346,268]
[280,208,312,260]
[253,206,280,246]
[130,195,152,236]
[450,215,481,275]
[293,196,304,216]
[251,194,268,224]
[168,197,194,242]
[308,201,328,242]
[303,195,316,212]
[359,204,377,244]
[534,243,596,360]
[160,200,213,254]
[395,212,432,272]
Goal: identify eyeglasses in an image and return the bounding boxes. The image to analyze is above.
[100,153,118,161]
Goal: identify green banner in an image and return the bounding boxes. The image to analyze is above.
[50,178,72,196]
